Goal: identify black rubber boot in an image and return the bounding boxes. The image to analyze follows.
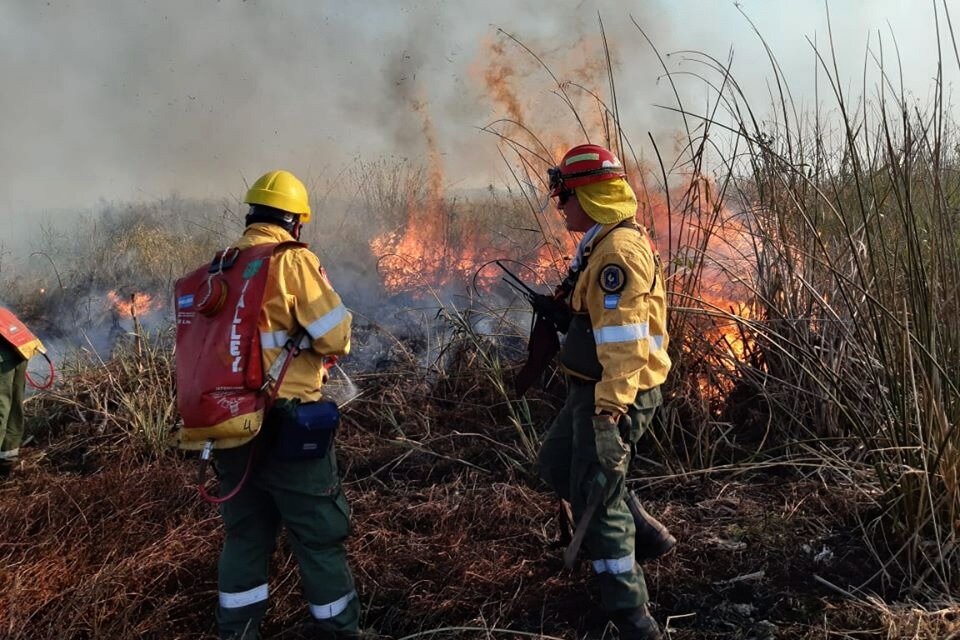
[610,605,662,640]
[626,490,676,562]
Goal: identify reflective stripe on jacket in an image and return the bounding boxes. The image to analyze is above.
[560,222,671,413]
[235,223,351,402]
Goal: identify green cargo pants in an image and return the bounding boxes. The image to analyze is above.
[0,343,27,463]
[537,379,662,612]
[212,405,358,640]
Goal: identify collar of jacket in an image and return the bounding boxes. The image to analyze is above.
[239,222,296,248]
[570,223,602,273]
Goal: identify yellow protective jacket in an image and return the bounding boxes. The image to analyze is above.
[235,223,352,402]
[559,221,671,414]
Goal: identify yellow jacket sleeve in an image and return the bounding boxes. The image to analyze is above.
[277,248,352,356]
[580,240,657,414]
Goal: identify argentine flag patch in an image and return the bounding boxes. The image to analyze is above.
[178,294,194,310]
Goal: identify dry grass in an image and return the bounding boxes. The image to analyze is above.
[0,321,955,639]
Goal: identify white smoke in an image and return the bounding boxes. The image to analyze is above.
[2,0,951,239]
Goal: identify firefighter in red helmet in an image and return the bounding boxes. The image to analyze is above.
[538,144,673,640]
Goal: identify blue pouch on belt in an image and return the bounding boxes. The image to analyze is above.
[274,400,340,460]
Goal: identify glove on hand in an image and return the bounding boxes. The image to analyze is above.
[531,294,572,333]
[593,413,630,471]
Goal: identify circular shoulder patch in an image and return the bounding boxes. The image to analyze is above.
[599,264,627,293]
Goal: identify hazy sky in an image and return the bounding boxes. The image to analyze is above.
[1,0,956,228]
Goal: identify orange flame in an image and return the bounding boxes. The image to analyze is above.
[701,293,755,363]
[369,94,488,293]
[107,290,161,318]
[643,175,757,371]
[369,93,574,296]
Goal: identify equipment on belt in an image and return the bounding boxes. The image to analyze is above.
[0,307,55,390]
[273,399,340,461]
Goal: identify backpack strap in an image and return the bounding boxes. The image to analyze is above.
[559,218,649,295]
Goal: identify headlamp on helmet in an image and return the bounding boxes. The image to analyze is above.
[547,167,575,205]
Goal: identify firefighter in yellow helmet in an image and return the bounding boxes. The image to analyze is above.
[537,145,673,640]
[212,170,360,639]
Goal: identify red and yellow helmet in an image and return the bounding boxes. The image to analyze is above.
[548,144,626,196]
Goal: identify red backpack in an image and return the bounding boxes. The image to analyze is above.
[173,242,300,450]
[0,307,46,361]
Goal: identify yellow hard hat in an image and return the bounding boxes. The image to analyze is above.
[244,170,312,223]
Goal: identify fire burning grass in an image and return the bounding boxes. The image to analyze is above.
[107,290,164,319]
[2,12,960,638]
[367,93,573,297]
[369,203,571,297]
